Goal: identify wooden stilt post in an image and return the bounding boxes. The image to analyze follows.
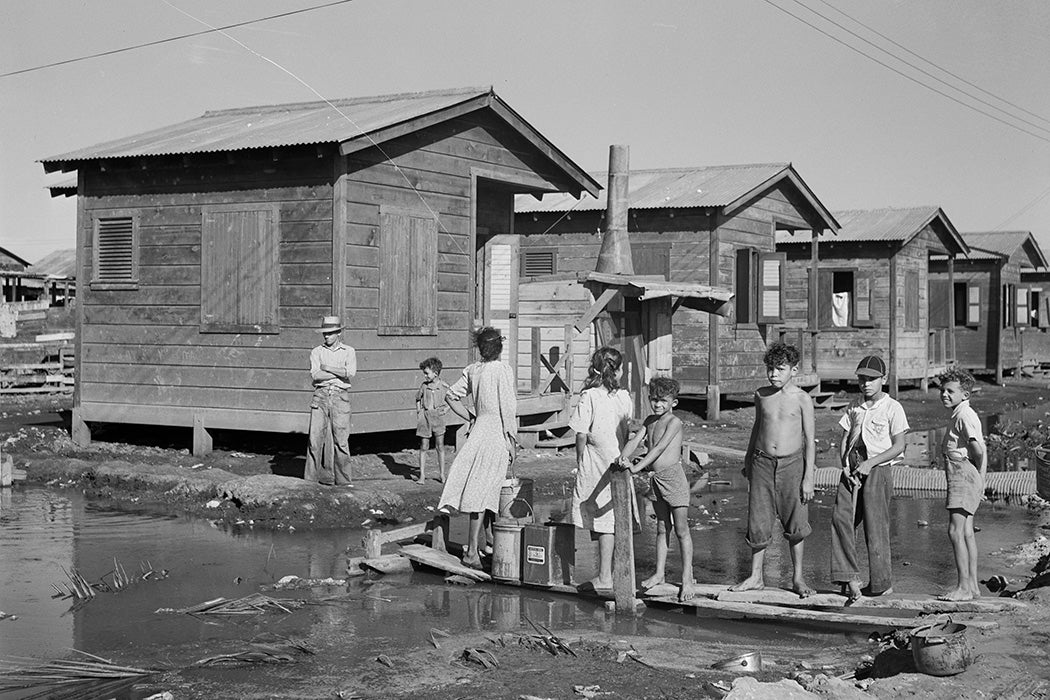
[611,469,637,612]
[192,413,213,456]
[71,407,91,447]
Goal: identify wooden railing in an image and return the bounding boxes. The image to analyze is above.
[528,325,578,396]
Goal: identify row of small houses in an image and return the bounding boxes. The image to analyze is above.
[39,86,1049,453]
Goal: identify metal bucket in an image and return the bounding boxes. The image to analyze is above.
[491,513,529,583]
[499,478,534,524]
[910,621,973,676]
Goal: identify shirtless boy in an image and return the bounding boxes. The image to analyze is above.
[730,342,815,597]
[617,377,694,601]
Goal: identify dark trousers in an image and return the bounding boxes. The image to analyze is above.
[304,387,352,485]
[830,464,893,592]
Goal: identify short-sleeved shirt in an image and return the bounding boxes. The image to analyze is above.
[310,342,356,390]
[838,394,910,465]
[942,399,984,462]
[417,379,450,412]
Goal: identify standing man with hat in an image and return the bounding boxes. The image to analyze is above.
[831,354,909,601]
[305,315,357,485]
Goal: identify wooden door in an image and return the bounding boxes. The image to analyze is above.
[475,227,519,369]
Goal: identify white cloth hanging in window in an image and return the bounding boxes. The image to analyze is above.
[832,292,850,327]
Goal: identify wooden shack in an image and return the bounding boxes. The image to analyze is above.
[1019,264,1050,371]
[777,207,968,394]
[515,163,839,418]
[40,87,602,453]
[929,231,1048,381]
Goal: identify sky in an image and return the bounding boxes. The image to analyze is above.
[2,0,1049,264]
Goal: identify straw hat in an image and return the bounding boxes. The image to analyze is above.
[317,315,343,333]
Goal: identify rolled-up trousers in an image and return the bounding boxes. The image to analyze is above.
[830,465,892,593]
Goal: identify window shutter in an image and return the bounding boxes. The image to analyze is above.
[966,284,980,326]
[817,269,834,329]
[520,250,556,277]
[94,215,137,284]
[928,279,951,329]
[757,252,785,324]
[633,244,671,279]
[904,271,919,330]
[200,205,278,333]
[735,248,753,323]
[379,208,438,335]
[854,270,875,327]
[1017,287,1030,326]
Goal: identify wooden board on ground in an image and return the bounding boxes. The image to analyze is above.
[715,587,1026,613]
[645,595,1000,630]
[361,555,414,575]
[399,543,491,582]
[642,582,1024,614]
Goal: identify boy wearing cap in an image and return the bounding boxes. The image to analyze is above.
[831,355,909,601]
[305,315,357,486]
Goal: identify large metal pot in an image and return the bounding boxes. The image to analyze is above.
[910,621,973,676]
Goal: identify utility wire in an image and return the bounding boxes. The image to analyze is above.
[810,0,1050,128]
[0,0,356,79]
[993,182,1050,230]
[760,0,1050,145]
[786,0,1050,135]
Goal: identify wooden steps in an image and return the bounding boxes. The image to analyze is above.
[517,415,574,449]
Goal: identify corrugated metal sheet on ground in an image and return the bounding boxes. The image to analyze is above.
[777,206,941,244]
[813,465,1035,497]
[41,87,492,164]
[515,163,791,212]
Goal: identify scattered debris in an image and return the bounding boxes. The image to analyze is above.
[375,654,395,668]
[0,611,16,622]
[205,499,222,508]
[461,647,498,670]
[0,649,154,693]
[573,685,611,698]
[157,593,306,616]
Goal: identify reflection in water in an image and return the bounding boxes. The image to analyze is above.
[0,481,1042,695]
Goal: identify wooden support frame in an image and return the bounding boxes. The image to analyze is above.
[192,413,213,456]
[611,469,637,612]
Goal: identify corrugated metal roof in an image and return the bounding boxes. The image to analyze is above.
[47,177,76,197]
[41,87,492,164]
[30,248,76,278]
[961,231,1032,257]
[516,163,791,212]
[827,207,942,242]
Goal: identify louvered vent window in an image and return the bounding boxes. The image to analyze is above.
[93,214,138,288]
[521,249,556,277]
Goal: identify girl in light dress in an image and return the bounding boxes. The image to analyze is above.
[568,347,634,590]
[438,327,518,569]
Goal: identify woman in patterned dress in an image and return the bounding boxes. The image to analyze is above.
[438,327,517,569]
[568,346,634,590]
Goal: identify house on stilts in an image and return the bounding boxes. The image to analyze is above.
[929,230,1048,381]
[40,86,611,455]
[515,163,839,419]
[777,206,968,394]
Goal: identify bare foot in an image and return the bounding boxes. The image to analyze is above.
[416,476,426,484]
[728,575,764,592]
[937,587,975,602]
[843,581,862,603]
[640,573,665,590]
[437,475,445,483]
[970,583,982,598]
[581,576,613,592]
[678,581,696,602]
[792,579,815,598]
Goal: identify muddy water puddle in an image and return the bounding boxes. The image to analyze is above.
[0,484,1043,698]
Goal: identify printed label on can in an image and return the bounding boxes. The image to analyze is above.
[525,545,546,565]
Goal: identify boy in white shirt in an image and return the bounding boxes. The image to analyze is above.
[831,355,909,601]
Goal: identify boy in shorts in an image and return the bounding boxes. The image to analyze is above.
[937,367,986,601]
[730,342,815,597]
[416,357,450,484]
[617,377,695,601]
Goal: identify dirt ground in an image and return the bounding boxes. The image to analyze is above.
[4,377,1050,699]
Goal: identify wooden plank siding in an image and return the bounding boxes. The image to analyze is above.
[75,110,588,438]
[517,183,824,397]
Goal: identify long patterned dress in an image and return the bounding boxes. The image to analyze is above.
[568,387,634,534]
[438,360,517,515]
